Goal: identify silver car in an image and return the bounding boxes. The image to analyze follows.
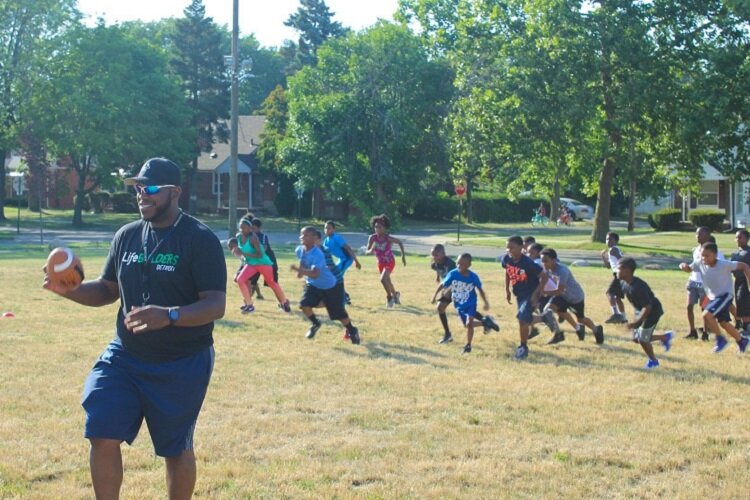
[560,197,594,220]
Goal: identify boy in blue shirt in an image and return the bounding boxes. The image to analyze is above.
[432,253,492,354]
[502,235,543,360]
[291,226,360,344]
[323,220,361,305]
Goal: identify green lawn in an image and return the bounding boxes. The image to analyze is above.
[1,247,748,498]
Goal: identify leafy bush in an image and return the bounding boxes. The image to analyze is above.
[648,208,681,231]
[688,209,726,232]
[409,192,457,221]
[90,191,111,213]
[110,192,138,213]
[470,192,548,223]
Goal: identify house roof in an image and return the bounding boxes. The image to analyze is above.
[197,115,265,172]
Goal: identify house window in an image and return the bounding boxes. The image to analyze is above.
[697,180,719,207]
[212,172,221,195]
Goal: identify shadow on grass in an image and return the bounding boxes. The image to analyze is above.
[335,341,451,368]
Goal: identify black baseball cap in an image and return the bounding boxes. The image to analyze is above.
[124,158,181,186]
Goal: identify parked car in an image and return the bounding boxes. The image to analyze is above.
[560,197,594,220]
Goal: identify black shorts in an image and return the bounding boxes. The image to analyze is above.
[735,281,750,317]
[606,274,623,298]
[550,296,586,319]
[300,282,348,320]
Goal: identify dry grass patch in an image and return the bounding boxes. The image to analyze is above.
[1,249,748,498]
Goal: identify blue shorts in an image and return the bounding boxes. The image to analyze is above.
[516,297,534,324]
[456,304,478,326]
[81,342,214,457]
[335,255,354,275]
[704,293,733,324]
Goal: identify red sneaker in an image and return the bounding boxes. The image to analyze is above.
[343,330,351,341]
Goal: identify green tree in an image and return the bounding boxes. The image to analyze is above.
[238,35,286,114]
[0,0,78,220]
[171,0,229,213]
[25,24,194,226]
[280,23,453,218]
[281,0,347,74]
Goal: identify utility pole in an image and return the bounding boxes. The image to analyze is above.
[228,0,239,235]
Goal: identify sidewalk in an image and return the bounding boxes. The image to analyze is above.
[1,225,680,269]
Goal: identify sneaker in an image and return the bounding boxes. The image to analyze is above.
[594,325,605,345]
[644,358,660,369]
[547,331,565,345]
[483,315,500,334]
[738,336,749,354]
[241,304,255,314]
[685,329,698,339]
[462,344,472,354]
[393,291,401,305]
[605,313,626,324]
[713,335,728,353]
[386,296,394,309]
[575,325,585,341]
[280,300,291,313]
[349,327,361,345]
[514,344,529,360]
[661,330,673,352]
[305,322,321,339]
[701,329,710,342]
[342,330,350,341]
[528,327,540,340]
[438,334,453,344]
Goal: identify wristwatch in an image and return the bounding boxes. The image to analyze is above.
[167,307,180,326]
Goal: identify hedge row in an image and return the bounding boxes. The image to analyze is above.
[409,192,548,223]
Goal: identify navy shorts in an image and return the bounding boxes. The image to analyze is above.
[516,296,534,324]
[81,342,214,457]
[704,293,733,324]
[456,304,478,326]
[606,274,623,298]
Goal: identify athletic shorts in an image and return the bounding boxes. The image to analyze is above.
[632,309,662,343]
[735,281,750,317]
[300,282,348,320]
[606,273,623,298]
[456,304,478,326]
[377,259,396,274]
[549,296,586,319]
[686,280,706,305]
[704,293,733,324]
[81,342,214,457]
[515,296,534,324]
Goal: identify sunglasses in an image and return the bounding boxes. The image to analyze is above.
[133,184,175,195]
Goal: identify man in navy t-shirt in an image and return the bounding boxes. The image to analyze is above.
[501,235,543,360]
[43,158,227,498]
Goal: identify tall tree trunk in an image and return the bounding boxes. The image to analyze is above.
[72,162,87,227]
[188,157,198,214]
[592,157,615,242]
[466,181,473,224]
[0,147,7,221]
[552,174,561,219]
[627,179,636,232]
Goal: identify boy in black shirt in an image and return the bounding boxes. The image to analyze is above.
[617,257,673,369]
[502,235,543,360]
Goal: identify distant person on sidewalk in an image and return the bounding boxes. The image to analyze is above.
[679,242,750,354]
[617,258,673,369]
[601,232,627,324]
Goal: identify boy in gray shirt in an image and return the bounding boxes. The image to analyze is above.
[680,242,750,354]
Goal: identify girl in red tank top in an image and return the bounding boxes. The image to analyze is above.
[365,214,406,308]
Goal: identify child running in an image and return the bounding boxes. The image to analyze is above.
[617,257,673,369]
[431,244,498,344]
[731,229,750,334]
[323,220,361,305]
[536,248,605,345]
[366,214,406,308]
[679,242,750,354]
[235,216,291,313]
[601,232,627,324]
[292,226,360,344]
[248,218,279,301]
[502,235,544,360]
[431,253,492,354]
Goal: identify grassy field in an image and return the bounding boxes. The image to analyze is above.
[1,246,749,498]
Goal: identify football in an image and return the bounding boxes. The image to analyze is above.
[45,247,84,291]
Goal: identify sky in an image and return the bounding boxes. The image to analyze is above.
[77,0,401,48]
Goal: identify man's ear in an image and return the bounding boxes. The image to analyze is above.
[171,186,183,202]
